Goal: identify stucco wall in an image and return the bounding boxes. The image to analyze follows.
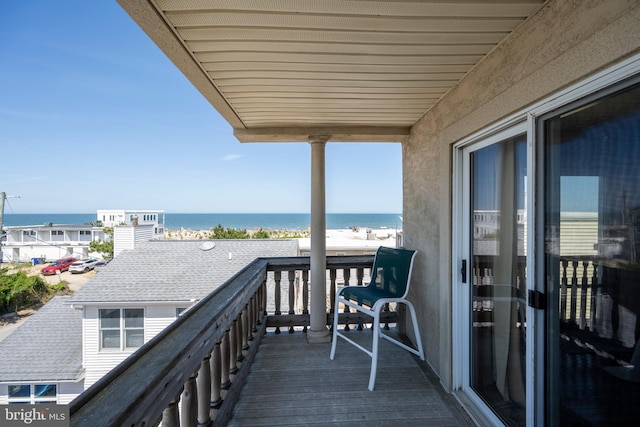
[403,0,640,390]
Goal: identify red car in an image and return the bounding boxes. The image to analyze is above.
[41,257,77,275]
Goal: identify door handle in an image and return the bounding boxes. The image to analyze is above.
[461,259,467,283]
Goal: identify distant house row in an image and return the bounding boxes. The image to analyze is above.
[0,209,165,263]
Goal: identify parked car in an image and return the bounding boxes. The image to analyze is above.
[94,259,111,271]
[69,259,99,274]
[41,257,77,275]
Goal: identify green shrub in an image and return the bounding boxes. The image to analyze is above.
[209,224,251,239]
[0,268,57,314]
[252,228,271,239]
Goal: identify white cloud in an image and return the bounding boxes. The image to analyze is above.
[222,154,243,161]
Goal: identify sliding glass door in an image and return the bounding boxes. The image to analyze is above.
[471,135,528,426]
[455,60,640,427]
[459,127,529,426]
[541,80,640,426]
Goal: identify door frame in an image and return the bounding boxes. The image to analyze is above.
[452,53,640,426]
[452,120,533,427]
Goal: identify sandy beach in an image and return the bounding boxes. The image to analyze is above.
[163,226,399,250]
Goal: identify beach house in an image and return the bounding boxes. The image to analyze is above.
[0,223,106,263]
[0,209,166,263]
[65,1,640,426]
[96,209,165,239]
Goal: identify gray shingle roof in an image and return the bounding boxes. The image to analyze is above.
[0,296,83,382]
[71,239,298,303]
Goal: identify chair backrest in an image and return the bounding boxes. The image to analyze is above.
[368,247,417,299]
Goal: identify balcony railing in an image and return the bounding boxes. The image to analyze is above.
[69,255,394,427]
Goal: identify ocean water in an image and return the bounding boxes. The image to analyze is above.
[2,213,402,231]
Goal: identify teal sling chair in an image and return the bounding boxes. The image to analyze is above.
[330,246,425,390]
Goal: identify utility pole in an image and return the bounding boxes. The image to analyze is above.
[0,192,21,263]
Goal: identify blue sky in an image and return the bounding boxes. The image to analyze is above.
[0,1,402,214]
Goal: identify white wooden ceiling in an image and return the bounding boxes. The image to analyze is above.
[118,0,546,142]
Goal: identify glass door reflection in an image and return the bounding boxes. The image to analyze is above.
[470,135,527,426]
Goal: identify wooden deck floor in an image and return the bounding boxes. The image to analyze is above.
[229,329,475,426]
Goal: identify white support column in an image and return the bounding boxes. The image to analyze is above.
[308,136,331,343]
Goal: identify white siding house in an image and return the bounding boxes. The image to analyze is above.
[80,305,184,388]
[113,224,154,258]
[0,209,164,263]
[1,224,105,263]
[97,209,165,239]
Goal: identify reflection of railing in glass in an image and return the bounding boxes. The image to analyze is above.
[473,255,632,342]
[471,253,640,391]
[559,257,598,331]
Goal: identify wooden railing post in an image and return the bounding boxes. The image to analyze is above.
[221,329,231,389]
[343,267,351,287]
[294,271,301,313]
[262,279,268,316]
[329,268,337,314]
[248,296,256,337]
[343,268,351,331]
[302,269,309,314]
[229,320,239,374]
[210,343,222,410]
[288,270,296,333]
[302,269,309,333]
[357,267,364,286]
[181,371,198,427]
[383,302,391,331]
[236,313,244,362]
[274,270,282,334]
[161,395,181,427]
[197,355,212,426]
[242,305,250,351]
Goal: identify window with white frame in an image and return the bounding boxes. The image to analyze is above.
[99,308,144,350]
[8,384,57,404]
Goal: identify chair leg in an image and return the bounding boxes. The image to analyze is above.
[368,309,381,391]
[405,301,425,360]
[329,295,341,360]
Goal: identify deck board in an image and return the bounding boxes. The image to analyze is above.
[228,329,475,426]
